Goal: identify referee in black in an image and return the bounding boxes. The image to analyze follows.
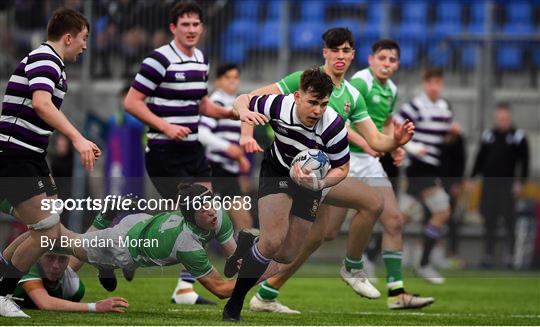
[472,102,529,268]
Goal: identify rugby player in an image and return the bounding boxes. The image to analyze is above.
[239,30,426,313]
[0,8,100,317]
[123,2,238,305]
[44,184,239,301]
[12,252,128,313]
[199,63,253,231]
[397,68,459,284]
[223,64,414,320]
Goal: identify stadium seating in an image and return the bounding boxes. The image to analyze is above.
[401,1,429,23]
[327,19,361,38]
[398,43,419,68]
[431,21,463,41]
[267,0,282,20]
[505,2,533,23]
[220,0,539,71]
[532,48,540,68]
[502,22,536,35]
[466,22,486,35]
[495,23,535,70]
[299,0,327,22]
[355,42,372,67]
[496,46,523,70]
[427,45,453,67]
[290,21,326,50]
[366,2,384,24]
[469,1,487,24]
[234,0,260,20]
[222,41,247,64]
[335,0,367,7]
[225,20,258,45]
[361,20,383,41]
[436,1,463,23]
[461,45,478,68]
[393,22,428,42]
[258,21,281,49]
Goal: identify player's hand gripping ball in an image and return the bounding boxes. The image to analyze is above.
[290,149,330,179]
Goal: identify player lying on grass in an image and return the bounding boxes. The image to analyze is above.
[1,197,136,295]
[6,251,128,313]
[4,184,238,301]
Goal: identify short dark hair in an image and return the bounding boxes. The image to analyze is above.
[177,183,213,224]
[47,8,89,41]
[372,39,400,58]
[170,1,204,25]
[322,27,355,48]
[299,67,334,100]
[496,102,511,111]
[423,67,444,80]
[216,63,240,79]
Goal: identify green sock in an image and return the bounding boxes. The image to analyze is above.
[344,256,364,272]
[382,250,404,293]
[258,280,279,301]
[0,199,13,215]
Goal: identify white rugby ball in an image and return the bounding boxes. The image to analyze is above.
[290,149,330,179]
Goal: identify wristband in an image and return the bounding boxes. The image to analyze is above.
[88,303,96,312]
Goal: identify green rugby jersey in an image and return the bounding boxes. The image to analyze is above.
[125,210,233,278]
[349,68,398,153]
[276,68,370,124]
[14,265,85,308]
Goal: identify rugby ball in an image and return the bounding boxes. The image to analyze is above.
[290,149,330,179]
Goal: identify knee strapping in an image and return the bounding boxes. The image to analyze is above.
[27,213,60,230]
[423,189,450,213]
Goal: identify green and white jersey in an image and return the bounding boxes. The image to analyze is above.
[14,264,85,308]
[125,210,233,278]
[349,68,398,153]
[276,68,370,124]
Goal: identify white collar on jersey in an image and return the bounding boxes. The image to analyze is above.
[169,41,198,61]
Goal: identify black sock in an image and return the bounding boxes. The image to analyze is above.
[388,287,405,297]
[228,242,270,308]
[420,224,441,267]
[180,269,196,284]
[0,252,26,296]
[366,233,382,262]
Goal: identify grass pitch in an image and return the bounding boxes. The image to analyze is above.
[1,263,539,325]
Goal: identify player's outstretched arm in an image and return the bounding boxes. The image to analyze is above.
[32,90,100,171]
[233,94,268,126]
[346,125,383,157]
[124,87,191,140]
[249,83,281,96]
[199,96,237,119]
[353,118,414,153]
[24,282,128,313]
[235,94,268,153]
[197,269,236,299]
[199,121,250,172]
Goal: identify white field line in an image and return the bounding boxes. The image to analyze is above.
[167,308,540,320]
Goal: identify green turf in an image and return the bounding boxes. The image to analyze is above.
[1,263,539,325]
